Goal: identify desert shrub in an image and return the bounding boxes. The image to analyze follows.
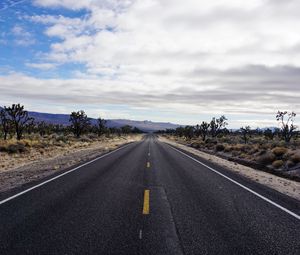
[252,137,265,144]
[272,160,284,169]
[53,141,66,147]
[249,147,259,154]
[205,138,217,144]
[257,152,276,165]
[0,145,7,152]
[33,141,49,149]
[80,137,92,143]
[50,134,59,139]
[272,147,288,157]
[66,134,74,139]
[56,135,68,143]
[240,145,251,153]
[218,137,232,143]
[291,154,300,164]
[230,144,246,151]
[7,143,26,153]
[215,144,225,151]
[191,142,201,149]
[257,150,267,156]
[260,143,270,150]
[286,160,295,168]
[20,139,31,147]
[232,150,241,157]
[239,153,247,159]
[88,133,98,140]
[224,145,232,152]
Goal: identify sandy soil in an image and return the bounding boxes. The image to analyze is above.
[0,135,142,193]
[159,136,300,201]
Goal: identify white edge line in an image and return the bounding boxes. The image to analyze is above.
[0,143,133,206]
[168,144,300,221]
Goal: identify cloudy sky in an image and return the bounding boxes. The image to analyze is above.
[0,0,299,127]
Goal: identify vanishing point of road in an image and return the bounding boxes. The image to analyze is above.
[0,135,299,254]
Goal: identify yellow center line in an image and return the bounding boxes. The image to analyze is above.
[147,162,150,168]
[143,190,150,215]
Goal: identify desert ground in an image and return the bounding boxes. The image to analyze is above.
[0,134,142,193]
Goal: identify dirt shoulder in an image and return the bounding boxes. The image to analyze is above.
[0,135,142,194]
[159,136,300,201]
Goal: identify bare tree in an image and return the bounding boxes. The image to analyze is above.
[4,104,34,140]
[240,126,251,144]
[276,111,297,143]
[69,110,91,138]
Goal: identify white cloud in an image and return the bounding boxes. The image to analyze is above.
[11,25,35,46]
[26,62,57,70]
[2,0,300,126]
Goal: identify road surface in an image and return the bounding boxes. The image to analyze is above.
[0,135,299,254]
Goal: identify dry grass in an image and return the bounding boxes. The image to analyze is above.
[163,134,300,174]
[257,152,276,165]
[291,154,300,164]
[272,147,288,157]
[0,134,142,172]
[272,160,284,169]
[0,134,143,193]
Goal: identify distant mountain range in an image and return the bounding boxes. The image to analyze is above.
[26,110,181,132]
[1,107,280,132]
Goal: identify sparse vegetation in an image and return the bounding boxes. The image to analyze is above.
[157,111,300,178]
[0,104,144,157]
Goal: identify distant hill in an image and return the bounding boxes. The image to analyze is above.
[25,110,181,132]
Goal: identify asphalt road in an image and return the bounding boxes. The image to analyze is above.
[0,135,299,254]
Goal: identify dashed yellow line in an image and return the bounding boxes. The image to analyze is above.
[143,190,150,215]
[147,162,150,168]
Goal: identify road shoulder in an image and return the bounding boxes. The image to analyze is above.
[159,136,300,201]
[0,135,142,197]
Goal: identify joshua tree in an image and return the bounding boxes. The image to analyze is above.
[4,104,34,140]
[240,126,251,144]
[210,115,228,137]
[69,110,91,138]
[96,117,107,137]
[200,121,210,141]
[0,108,11,140]
[276,111,297,143]
[196,121,210,141]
